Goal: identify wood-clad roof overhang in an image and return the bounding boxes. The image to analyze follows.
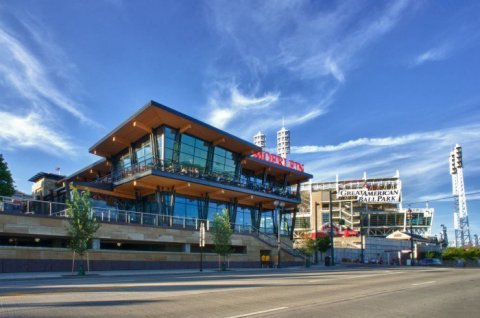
[112,173,299,210]
[89,100,261,158]
[242,157,313,185]
[66,159,112,182]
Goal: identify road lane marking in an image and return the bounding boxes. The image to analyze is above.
[308,271,404,283]
[412,281,436,286]
[225,307,288,318]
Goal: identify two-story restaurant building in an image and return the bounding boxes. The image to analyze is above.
[0,101,311,272]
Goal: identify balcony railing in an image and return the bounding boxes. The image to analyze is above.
[1,196,255,234]
[0,195,68,217]
[97,157,298,200]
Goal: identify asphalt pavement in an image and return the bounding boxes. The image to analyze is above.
[0,266,478,318]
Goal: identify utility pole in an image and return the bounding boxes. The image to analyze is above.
[329,190,334,266]
[407,208,414,266]
[314,202,319,264]
[199,221,205,272]
[360,204,365,264]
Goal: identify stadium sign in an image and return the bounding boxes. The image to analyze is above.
[337,189,401,203]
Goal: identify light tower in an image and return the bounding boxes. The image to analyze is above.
[276,120,290,159]
[474,234,479,247]
[449,144,472,247]
[253,131,266,150]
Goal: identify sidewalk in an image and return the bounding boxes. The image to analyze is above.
[0,266,313,281]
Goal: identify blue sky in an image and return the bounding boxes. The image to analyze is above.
[1,0,480,241]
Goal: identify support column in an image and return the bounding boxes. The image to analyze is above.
[150,132,158,166]
[290,206,297,240]
[155,186,162,215]
[169,187,176,216]
[206,144,214,174]
[229,198,238,229]
[200,193,210,220]
[172,130,181,164]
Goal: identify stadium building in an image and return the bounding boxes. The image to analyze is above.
[0,101,311,272]
[295,172,434,240]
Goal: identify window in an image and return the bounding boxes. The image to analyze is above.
[235,206,252,231]
[260,210,274,234]
[212,146,237,180]
[295,217,311,229]
[178,134,209,172]
[135,139,152,166]
[164,127,177,162]
[156,129,164,160]
[173,195,200,226]
[116,151,131,174]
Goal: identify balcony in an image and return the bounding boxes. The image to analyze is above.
[97,157,299,202]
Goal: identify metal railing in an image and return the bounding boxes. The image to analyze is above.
[90,206,211,230]
[250,226,306,258]
[98,157,298,200]
[1,195,304,256]
[0,196,68,216]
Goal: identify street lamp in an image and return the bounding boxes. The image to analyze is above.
[360,205,364,264]
[407,208,414,266]
[329,190,335,266]
[314,202,320,264]
[274,200,285,268]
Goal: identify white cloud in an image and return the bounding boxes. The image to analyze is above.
[203,1,412,138]
[292,132,443,153]
[0,111,75,155]
[0,28,96,126]
[296,123,480,206]
[0,15,96,156]
[413,45,450,66]
[207,85,279,129]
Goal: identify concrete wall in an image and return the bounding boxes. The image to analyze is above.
[0,214,302,272]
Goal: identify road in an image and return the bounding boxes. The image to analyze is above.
[0,267,479,317]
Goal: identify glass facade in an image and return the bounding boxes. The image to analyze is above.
[109,124,299,202]
[179,134,209,173]
[212,146,237,181]
[106,124,298,233]
[117,151,131,172]
[164,126,177,162]
[260,210,274,234]
[235,206,252,231]
[135,137,152,166]
[208,201,228,221]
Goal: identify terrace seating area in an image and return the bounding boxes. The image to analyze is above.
[96,157,298,200]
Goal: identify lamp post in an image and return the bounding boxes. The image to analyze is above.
[360,205,364,264]
[329,190,334,266]
[407,208,414,266]
[314,202,319,264]
[274,200,285,268]
[199,221,205,272]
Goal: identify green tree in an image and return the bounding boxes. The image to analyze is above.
[442,247,465,260]
[211,208,233,270]
[0,154,15,196]
[464,247,480,260]
[316,236,331,261]
[66,187,100,275]
[299,235,316,267]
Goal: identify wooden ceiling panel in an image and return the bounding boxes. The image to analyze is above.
[89,102,260,159]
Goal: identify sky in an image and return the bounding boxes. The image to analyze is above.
[1,0,480,241]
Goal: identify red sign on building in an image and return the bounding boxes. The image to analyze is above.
[252,151,304,172]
